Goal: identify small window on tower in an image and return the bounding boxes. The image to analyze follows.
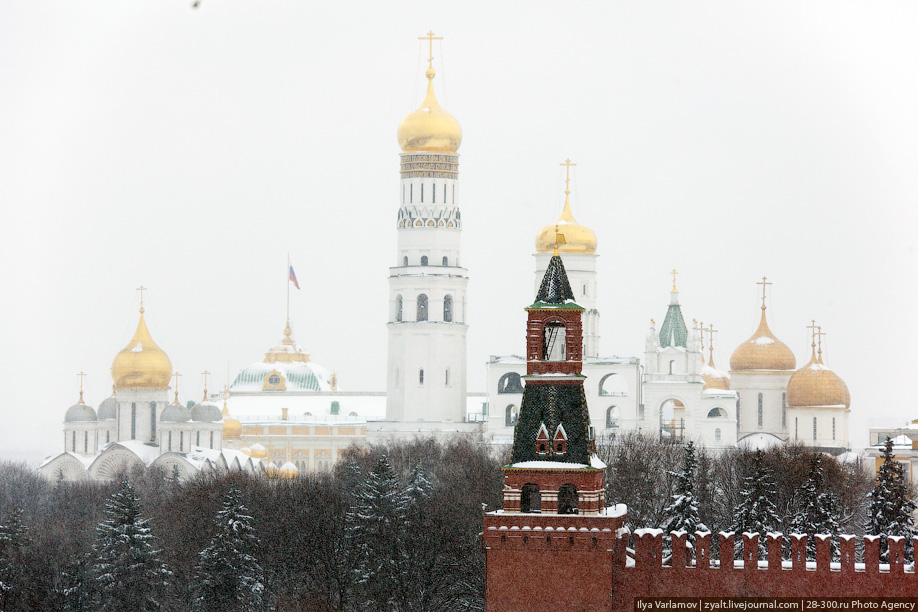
[442,256,448,266]
[421,255,428,266]
[420,183,424,202]
[443,295,453,322]
[432,182,436,203]
[419,369,424,385]
[410,183,413,203]
[443,184,447,203]
[403,256,408,267]
[395,295,403,322]
[757,393,763,428]
[445,368,450,385]
[813,417,817,441]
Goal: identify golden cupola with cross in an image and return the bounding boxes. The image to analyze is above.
[730,277,796,372]
[786,323,850,409]
[535,159,597,255]
[110,287,173,389]
[397,31,462,154]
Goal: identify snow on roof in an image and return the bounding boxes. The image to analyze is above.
[634,528,664,537]
[590,454,607,469]
[115,440,163,465]
[753,337,775,345]
[509,460,591,469]
[489,355,526,364]
[737,432,783,451]
[607,504,627,518]
[836,451,861,464]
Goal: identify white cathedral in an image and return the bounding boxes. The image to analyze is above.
[39,35,853,481]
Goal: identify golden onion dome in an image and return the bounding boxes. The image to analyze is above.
[111,308,172,389]
[397,68,462,153]
[786,348,850,409]
[249,442,268,460]
[535,193,597,255]
[240,446,253,456]
[730,307,796,371]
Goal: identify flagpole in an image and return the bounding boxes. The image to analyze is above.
[286,252,290,327]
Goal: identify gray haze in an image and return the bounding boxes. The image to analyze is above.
[1,1,916,463]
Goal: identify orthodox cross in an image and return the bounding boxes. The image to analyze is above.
[222,383,231,414]
[816,326,827,360]
[671,269,678,292]
[696,320,704,351]
[806,319,818,344]
[756,276,772,308]
[707,324,718,360]
[201,370,211,401]
[136,285,147,312]
[560,158,576,195]
[173,372,182,404]
[419,30,443,69]
[77,371,86,403]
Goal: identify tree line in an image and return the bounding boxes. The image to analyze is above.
[0,434,909,610]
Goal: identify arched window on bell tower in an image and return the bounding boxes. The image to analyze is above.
[443,295,453,322]
[417,294,428,321]
[542,321,566,361]
[395,295,403,322]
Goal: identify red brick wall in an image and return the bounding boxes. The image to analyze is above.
[485,517,918,612]
[483,512,625,612]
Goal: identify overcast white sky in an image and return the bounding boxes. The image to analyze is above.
[1,1,916,463]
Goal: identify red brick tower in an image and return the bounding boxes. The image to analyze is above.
[483,249,625,612]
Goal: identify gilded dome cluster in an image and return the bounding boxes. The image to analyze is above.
[111,309,172,389]
[397,68,462,154]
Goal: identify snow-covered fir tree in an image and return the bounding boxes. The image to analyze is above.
[92,480,172,612]
[0,505,30,611]
[788,453,840,560]
[661,441,709,560]
[732,450,781,559]
[192,484,264,612]
[346,456,409,611]
[868,437,917,562]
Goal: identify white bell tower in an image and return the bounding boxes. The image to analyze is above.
[383,33,468,428]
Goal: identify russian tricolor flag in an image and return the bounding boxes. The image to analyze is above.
[289,266,300,289]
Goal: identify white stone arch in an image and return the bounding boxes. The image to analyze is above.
[38,453,87,482]
[149,454,197,481]
[657,396,687,441]
[598,373,627,396]
[87,445,146,481]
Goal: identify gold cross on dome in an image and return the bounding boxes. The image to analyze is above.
[707,324,718,351]
[816,325,827,357]
[136,285,147,311]
[671,269,678,292]
[173,372,182,404]
[419,30,443,69]
[756,276,772,308]
[201,370,211,400]
[697,320,704,350]
[806,319,818,347]
[560,158,576,195]
[77,371,86,403]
